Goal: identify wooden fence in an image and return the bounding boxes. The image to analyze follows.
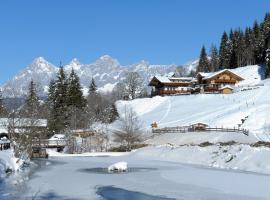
[152,126,249,136]
[32,139,67,148]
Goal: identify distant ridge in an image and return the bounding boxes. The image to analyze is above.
[0,55,198,97]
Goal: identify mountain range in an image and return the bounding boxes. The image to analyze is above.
[0,55,198,97]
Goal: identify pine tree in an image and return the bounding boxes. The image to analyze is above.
[253,21,264,64]
[262,13,270,67]
[243,27,255,65]
[219,32,231,68]
[105,103,119,123]
[228,29,237,68]
[88,78,97,96]
[0,90,7,117]
[197,46,210,72]
[265,36,270,78]
[47,80,56,105]
[209,44,219,71]
[67,68,86,109]
[65,69,87,129]
[25,80,40,118]
[48,66,69,133]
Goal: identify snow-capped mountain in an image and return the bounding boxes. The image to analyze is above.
[1,55,197,97]
[2,57,58,97]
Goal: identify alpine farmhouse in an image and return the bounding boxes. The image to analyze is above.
[149,69,244,96]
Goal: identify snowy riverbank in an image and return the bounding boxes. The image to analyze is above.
[0,150,22,177]
[132,144,270,174]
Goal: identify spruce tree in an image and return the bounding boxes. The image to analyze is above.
[109,103,119,123]
[49,67,69,133]
[47,79,57,133]
[25,80,40,118]
[228,29,237,68]
[0,90,7,117]
[88,78,97,96]
[265,36,270,78]
[197,46,210,72]
[47,80,56,105]
[244,27,255,65]
[209,44,219,71]
[262,13,270,66]
[67,68,86,109]
[65,69,87,129]
[219,32,231,68]
[253,21,264,64]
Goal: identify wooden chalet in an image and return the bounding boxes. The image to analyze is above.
[197,69,244,93]
[149,75,195,96]
[149,69,244,96]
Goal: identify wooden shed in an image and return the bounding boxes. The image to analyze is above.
[220,85,234,94]
[191,123,209,131]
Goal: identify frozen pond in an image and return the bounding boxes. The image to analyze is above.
[1,155,270,200]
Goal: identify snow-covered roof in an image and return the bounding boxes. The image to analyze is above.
[49,134,66,140]
[197,72,211,77]
[203,69,230,80]
[154,75,171,83]
[198,69,244,81]
[152,75,195,84]
[0,137,10,144]
[191,122,209,126]
[0,118,47,133]
[220,85,234,90]
[169,77,194,81]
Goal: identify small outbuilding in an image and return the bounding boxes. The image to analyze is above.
[151,121,158,128]
[191,122,209,131]
[220,85,234,94]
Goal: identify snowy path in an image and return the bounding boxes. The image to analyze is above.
[3,154,270,200]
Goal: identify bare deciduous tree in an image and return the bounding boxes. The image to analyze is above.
[113,106,143,151]
[123,72,144,100]
[112,82,127,101]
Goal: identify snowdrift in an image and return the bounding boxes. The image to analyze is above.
[132,144,270,174]
[0,150,22,176]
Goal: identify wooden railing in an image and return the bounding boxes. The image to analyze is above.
[32,139,67,148]
[157,90,191,95]
[152,126,249,136]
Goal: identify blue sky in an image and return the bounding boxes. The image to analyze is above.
[0,0,270,84]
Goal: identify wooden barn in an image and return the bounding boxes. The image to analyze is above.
[197,69,244,93]
[149,75,195,96]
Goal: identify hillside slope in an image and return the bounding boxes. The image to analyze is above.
[116,65,270,141]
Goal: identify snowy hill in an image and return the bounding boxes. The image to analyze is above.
[1,55,196,97]
[116,65,270,141]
